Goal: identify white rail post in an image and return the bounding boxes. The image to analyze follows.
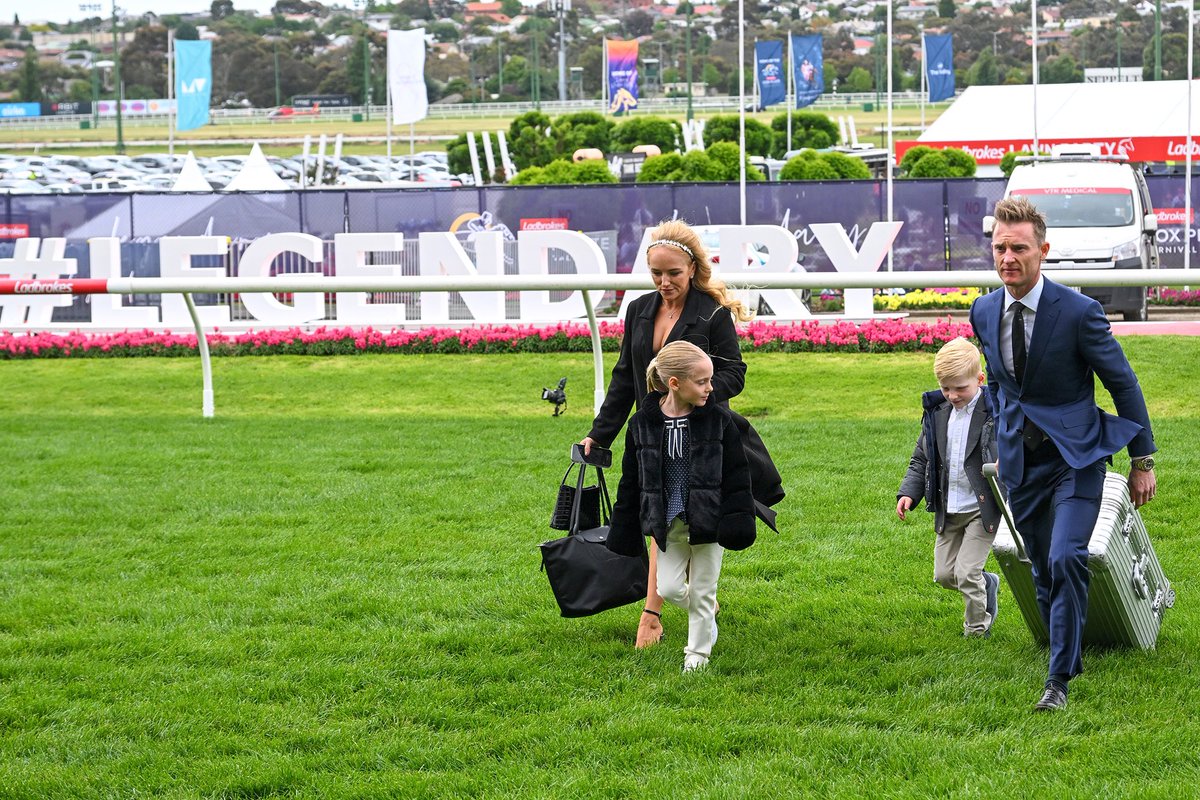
[182,293,215,418]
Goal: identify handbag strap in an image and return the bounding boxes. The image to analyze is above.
[569,460,612,533]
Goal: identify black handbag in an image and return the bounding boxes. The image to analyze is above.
[539,455,648,618]
[549,463,601,531]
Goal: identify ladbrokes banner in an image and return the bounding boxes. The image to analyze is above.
[755,41,785,109]
[175,40,212,131]
[791,34,823,109]
[924,34,955,103]
[606,39,639,115]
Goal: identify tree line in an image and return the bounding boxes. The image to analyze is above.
[3,0,1196,108]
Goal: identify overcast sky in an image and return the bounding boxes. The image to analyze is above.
[25,0,281,26]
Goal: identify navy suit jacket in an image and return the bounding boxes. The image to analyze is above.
[969,278,1155,489]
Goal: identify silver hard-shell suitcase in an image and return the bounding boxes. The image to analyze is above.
[983,465,1175,649]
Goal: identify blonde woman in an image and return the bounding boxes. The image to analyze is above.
[579,219,784,648]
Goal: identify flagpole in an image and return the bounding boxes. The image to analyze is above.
[1032,0,1040,157]
[919,27,925,131]
[1185,5,1193,273]
[167,27,175,160]
[786,34,793,151]
[603,39,609,112]
[752,38,759,112]
[738,0,746,225]
[886,0,894,271]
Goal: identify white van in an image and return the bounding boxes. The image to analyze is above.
[986,146,1158,321]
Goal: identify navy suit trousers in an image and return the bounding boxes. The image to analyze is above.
[1009,446,1107,680]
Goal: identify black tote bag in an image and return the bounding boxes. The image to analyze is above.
[539,455,648,618]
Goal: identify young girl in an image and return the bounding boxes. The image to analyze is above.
[606,341,758,673]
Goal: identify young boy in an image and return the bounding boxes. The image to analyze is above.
[897,337,1003,637]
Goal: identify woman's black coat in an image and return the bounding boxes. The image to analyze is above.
[607,392,757,556]
[588,287,785,522]
[588,288,746,447]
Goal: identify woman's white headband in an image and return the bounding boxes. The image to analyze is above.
[647,239,696,261]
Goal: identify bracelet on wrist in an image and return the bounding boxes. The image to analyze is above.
[642,608,661,618]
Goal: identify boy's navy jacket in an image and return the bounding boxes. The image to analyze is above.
[607,391,757,556]
[897,387,1003,536]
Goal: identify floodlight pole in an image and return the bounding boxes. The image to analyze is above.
[555,0,568,103]
[111,0,124,154]
[1154,0,1162,80]
[684,2,693,122]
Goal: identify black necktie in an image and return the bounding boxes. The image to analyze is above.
[1012,302,1027,385]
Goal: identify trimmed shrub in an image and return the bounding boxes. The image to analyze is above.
[1000,150,1033,177]
[508,165,546,185]
[779,150,840,180]
[446,133,471,177]
[899,145,935,176]
[942,147,977,178]
[612,116,683,152]
[702,114,773,157]
[907,151,951,178]
[705,141,765,181]
[677,150,721,181]
[508,111,556,170]
[551,111,615,158]
[899,146,977,179]
[636,152,683,183]
[769,111,840,157]
[570,159,618,183]
[821,151,871,180]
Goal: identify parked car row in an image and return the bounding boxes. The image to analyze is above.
[0,151,460,193]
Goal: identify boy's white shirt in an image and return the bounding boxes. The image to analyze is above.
[945,390,981,514]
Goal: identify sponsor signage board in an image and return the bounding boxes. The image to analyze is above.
[292,94,354,108]
[897,136,1200,165]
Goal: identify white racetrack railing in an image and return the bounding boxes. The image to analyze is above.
[1,268,1195,418]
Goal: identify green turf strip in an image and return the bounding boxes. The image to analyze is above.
[0,340,1197,798]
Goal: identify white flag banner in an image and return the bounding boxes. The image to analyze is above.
[388,28,428,125]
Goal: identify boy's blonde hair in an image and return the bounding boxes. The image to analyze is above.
[646,340,710,394]
[934,337,982,383]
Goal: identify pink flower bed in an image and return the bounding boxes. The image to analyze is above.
[0,318,977,359]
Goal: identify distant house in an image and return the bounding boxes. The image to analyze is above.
[897,3,936,20]
[0,47,26,73]
[464,2,511,24]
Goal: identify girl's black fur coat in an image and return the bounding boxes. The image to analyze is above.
[607,391,757,556]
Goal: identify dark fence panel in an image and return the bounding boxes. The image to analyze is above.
[8,176,1200,275]
[946,178,1007,273]
[1146,175,1200,268]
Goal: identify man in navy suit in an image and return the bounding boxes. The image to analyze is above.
[969,197,1157,712]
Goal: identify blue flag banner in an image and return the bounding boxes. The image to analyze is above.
[755,40,785,109]
[791,34,824,109]
[924,34,955,102]
[175,40,212,132]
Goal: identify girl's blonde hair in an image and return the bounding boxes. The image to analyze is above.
[646,340,711,394]
[648,219,754,322]
[934,337,982,383]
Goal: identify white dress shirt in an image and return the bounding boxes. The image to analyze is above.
[1001,275,1044,380]
[946,391,981,514]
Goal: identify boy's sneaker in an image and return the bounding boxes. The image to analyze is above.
[683,655,709,673]
[984,572,1000,632]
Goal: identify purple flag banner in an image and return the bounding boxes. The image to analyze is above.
[606,39,639,115]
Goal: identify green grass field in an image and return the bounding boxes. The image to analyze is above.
[1,341,1197,798]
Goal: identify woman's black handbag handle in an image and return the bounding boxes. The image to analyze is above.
[569,460,611,534]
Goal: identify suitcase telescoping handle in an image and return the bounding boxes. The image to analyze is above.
[983,462,1029,562]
